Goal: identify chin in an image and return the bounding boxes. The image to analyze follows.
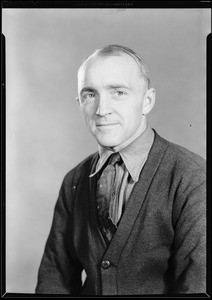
[96,137,120,148]
[98,141,118,148]
[92,126,123,147]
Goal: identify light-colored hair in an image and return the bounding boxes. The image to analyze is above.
[78,44,150,88]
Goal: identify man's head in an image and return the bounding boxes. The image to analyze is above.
[77,45,155,148]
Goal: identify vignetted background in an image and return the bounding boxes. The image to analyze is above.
[3,8,210,293]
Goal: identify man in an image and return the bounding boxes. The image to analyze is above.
[35,45,206,295]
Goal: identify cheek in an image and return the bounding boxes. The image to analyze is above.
[120,105,142,125]
[82,105,95,122]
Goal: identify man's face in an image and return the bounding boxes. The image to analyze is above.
[78,55,149,148]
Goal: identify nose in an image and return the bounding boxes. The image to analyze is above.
[96,93,112,117]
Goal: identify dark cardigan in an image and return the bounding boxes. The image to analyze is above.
[36,130,206,295]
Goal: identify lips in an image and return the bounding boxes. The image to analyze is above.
[96,123,118,127]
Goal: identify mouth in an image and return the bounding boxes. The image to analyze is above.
[96,123,118,128]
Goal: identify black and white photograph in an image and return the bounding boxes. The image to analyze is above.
[2,2,211,296]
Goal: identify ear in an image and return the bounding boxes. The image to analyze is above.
[142,88,156,115]
[76,96,85,117]
[76,96,80,106]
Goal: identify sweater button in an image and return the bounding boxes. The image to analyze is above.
[101,260,110,269]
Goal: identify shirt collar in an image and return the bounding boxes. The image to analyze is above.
[89,124,154,182]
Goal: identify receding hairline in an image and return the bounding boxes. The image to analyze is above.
[77,45,150,87]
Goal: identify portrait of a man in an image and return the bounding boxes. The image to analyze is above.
[35,44,206,295]
[3,5,210,296]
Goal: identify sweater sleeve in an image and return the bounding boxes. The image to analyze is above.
[35,178,83,294]
[172,171,206,294]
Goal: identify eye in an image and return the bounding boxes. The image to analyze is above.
[82,92,96,102]
[86,93,95,98]
[116,91,124,96]
[114,90,126,97]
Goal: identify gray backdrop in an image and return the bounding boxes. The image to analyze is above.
[3,8,210,293]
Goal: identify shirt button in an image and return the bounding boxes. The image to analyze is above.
[101,260,111,269]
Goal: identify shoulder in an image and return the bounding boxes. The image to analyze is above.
[153,130,206,173]
[151,130,206,194]
[55,153,98,212]
[62,152,99,187]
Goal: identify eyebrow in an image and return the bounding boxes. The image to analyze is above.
[79,84,131,97]
[80,87,96,97]
[106,84,131,90]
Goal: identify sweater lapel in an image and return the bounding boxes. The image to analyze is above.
[102,131,169,265]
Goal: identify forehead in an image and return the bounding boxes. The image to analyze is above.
[78,54,142,86]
